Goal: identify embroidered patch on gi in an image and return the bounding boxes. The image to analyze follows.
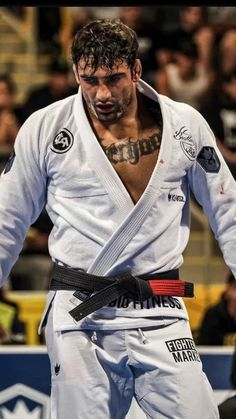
[50,128,74,154]
[3,150,16,174]
[174,126,196,161]
[197,146,221,173]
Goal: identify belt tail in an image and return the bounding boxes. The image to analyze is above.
[69,282,124,321]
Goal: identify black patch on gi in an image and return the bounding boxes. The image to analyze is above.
[50,128,74,154]
[54,363,60,376]
[3,150,16,174]
[197,146,221,173]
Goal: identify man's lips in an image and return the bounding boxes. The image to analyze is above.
[95,103,115,113]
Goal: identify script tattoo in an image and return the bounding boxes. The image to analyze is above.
[103,133,161,165]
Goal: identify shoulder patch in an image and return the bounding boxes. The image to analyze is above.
[197,146,221,173]
[50,128,74,154]
[3,150,16,174]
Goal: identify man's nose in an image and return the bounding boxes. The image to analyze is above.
[96,82,112,101]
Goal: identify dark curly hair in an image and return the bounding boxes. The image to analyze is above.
[71,18,139,73]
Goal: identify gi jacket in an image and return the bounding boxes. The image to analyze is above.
[0,80,236,331]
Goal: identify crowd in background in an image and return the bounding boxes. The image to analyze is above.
[0,6,236,349]
[2,6,235,179]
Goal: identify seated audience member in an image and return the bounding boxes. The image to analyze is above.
[0,287,25,344]
[218,30,236,75]
[0,74,23,149]
[163,7,215,72]
[197,273,236,346]
[218,344,236,419]
[118,7,158,86]
[155,40,211,110]
[21,56,77,121]
[199,68,236,179]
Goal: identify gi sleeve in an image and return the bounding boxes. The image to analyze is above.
[187,110,236,278]
[0,115,47,285]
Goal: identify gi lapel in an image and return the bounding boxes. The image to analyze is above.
[74,81,173,275]
[74,90,134,219]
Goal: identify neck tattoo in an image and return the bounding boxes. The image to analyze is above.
[102,133,161,165]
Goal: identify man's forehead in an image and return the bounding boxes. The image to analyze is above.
[77,58,129,75]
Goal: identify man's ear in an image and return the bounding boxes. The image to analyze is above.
[73,64,80,84]
[132,59,142,82]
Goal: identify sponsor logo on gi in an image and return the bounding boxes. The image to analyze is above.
[168,193,184,202]
[108,295,182,310]
[50,128,74,154]
[174,126,196,161]
[165,337,201,363]
[0,383,50,418]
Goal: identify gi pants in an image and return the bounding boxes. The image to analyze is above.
[45,312,219,419]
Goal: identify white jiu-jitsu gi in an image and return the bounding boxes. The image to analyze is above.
[0,79,235,333]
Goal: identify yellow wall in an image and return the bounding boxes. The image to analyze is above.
[184,283,225,331]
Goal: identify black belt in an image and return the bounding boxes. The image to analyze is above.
[49,264,194,321]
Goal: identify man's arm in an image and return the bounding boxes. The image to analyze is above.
[187,110,236,278]
[0,114,47,286]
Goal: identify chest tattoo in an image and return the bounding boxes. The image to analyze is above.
[102,133,161,165]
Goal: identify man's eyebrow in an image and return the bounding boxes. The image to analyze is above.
[80,72,126,80]
[80,75,97,79]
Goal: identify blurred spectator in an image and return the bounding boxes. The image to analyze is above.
[22,55,77,122]
[197,273,236,346]
[10,207,53,291]
[199,68,236,179]
[155,39,211,109]
[0,287,25,344]
[218,344,236,418]
[218,30,236,75]
[0,74,23,150]
[119,7,158,86]
[162,7,215,73]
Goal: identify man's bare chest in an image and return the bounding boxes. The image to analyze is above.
[100,127,162,203]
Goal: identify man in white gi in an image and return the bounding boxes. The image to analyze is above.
[0,18,234,418]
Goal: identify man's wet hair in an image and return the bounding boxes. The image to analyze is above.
[71,18,139,73]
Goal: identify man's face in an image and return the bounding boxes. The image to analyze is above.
[74,60,136,123]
